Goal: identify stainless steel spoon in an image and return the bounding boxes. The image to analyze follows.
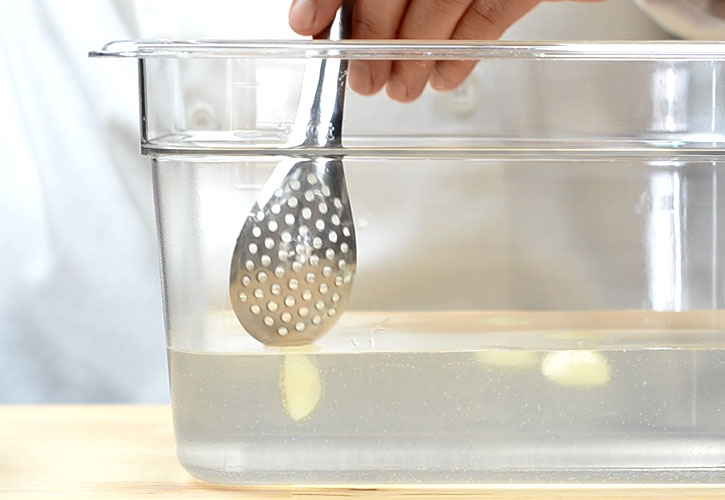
[230,1,355,346]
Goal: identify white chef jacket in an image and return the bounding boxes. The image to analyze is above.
[0,0,713,402]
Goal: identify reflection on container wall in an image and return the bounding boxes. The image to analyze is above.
[643,167,683,311]
[650,65,689,133]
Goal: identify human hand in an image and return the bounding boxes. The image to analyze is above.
[289,0,601,102]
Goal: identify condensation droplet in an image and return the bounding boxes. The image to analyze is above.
[274,266,285,278]
[281,312,292,323]
[263,316,274,327]
[322,266,332,277]
[271,204,281,215]
[302,207,312,220]
[255,211,264,222]
[333,198,343,209]
[267,301,278,312]
[271,283,282,295]
[285,214,295,225]
[241,275,251,286]
[307,173,317,185]
[331,214,340,226]
[299,225,309,236]
[252,226,262,238]
[329,231,338,243]
[302,290,313,301]
[245,260,254,271]
[261,255,272,267]
[287,197,299,208]
[334,276,343,287]
[312,315,322,325]
[338,259,346,270]
[295,322,306,332]
[340,242,349,253]
[304,190,315,202]
[309,255,320,266]
[325,248,335,260]
[267,221,278,232]
[278,249,289,261]
[342,226,351,237]
[315,219,325,231]
[250,304,261,315]
[305,272,316,283]
[278,326,288,336]
[292,261,303,273]
[281,231,292,243]
[257,271,268,283]
[254,288,264,298]
[319,283,329,294]
[290,180,301,191]
[284,295,296,307]
[318,202,328,214]
[288,278,299,290]
[332,292,341,303]
[248,243,258,254]
[315,300,325,310]
[264,238,275,250]
[328,308,337,317]
[321,185,331,197]
[237,291,247,302]
[299,307,309,317]
[312,237,323,249]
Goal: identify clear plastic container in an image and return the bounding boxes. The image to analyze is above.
[91,41,725,486]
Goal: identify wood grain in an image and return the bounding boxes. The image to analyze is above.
[0,406,723,499]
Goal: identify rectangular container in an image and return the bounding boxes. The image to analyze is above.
[91,41,725,486]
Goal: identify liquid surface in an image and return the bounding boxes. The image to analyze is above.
[168,312,725,485]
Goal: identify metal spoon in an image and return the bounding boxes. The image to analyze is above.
[230,1,355,346]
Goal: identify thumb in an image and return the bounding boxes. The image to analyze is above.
[289,0,344,36]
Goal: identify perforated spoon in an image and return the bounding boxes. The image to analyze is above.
[229,2,355,346]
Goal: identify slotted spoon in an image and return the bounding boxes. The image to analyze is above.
[229,1,355,346]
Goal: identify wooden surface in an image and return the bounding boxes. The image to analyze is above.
[1,405,724,499]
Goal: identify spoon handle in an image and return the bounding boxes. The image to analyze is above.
[287,0,353,149]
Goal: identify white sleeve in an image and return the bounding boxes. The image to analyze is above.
[635,0,725,39]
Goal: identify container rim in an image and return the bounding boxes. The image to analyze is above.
[89,39,725,61]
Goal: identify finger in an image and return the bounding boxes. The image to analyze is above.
[348,0,410,95]
[429,0,540,91]
[289,0,343,36]
[386,0,474,102]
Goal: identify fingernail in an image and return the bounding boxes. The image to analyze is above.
[289,0,315,33]
[429,67,448,90]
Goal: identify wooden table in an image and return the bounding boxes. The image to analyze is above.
[1,406,723,499]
